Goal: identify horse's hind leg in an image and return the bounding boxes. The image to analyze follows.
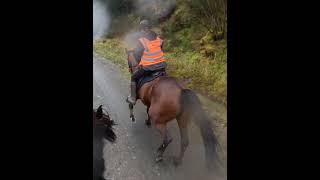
[145,107,151,127]
[174,116,190,166]
[129,103,135,123]
[155,123,173,162]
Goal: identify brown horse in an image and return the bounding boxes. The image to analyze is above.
[125,49,220,169]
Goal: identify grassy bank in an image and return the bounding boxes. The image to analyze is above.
[165,47,227,105]
[93,38,128,74]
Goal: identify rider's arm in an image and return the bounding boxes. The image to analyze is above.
[134,41,144,64]
[160,41,164,50]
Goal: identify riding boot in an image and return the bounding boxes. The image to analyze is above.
[126,81,137,105]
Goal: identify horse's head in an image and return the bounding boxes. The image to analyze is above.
[125,48,139,74]
[93,105,115,127]
[95,105,104,119]
[93,105,117,142]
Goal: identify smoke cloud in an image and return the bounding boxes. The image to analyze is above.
[134,0,176,17]
[93,0,110,40]
[122,0,176,48]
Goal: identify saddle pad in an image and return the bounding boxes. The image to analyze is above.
[137,71,166,93]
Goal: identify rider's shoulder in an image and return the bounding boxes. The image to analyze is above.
[138,31,158,41]
[137,32,145,39]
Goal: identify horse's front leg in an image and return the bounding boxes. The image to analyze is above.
[129,103,135,123]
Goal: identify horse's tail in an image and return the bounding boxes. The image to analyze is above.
[180,89,220,170]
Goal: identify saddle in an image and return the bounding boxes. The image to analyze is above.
[137,70,167,93]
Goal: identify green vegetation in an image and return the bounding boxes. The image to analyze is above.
[189,0,227,38]
[165,46,227,105]
[93,38,126,69]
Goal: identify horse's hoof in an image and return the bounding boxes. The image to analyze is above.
[145,120,151,128]
[126,97,136,106]
[130,116,136,123]
[173,157,182,167]
[155,156,163,162]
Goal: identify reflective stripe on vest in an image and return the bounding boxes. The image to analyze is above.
[144,50,162,56]
[138,37,165,66]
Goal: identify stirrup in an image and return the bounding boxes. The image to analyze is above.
[126,96,136,105]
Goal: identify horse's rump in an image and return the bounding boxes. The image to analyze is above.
[146,76,184,123]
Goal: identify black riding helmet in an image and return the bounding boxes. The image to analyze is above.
[139,19,151,30]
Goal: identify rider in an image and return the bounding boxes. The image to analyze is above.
[127,19,167,105]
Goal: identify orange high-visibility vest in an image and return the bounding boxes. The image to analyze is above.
[138,37,165,66]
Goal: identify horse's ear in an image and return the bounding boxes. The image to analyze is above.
[96,105,103,119]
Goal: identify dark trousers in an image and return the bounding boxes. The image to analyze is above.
[131,68,151,82]
[131,67,165,82]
